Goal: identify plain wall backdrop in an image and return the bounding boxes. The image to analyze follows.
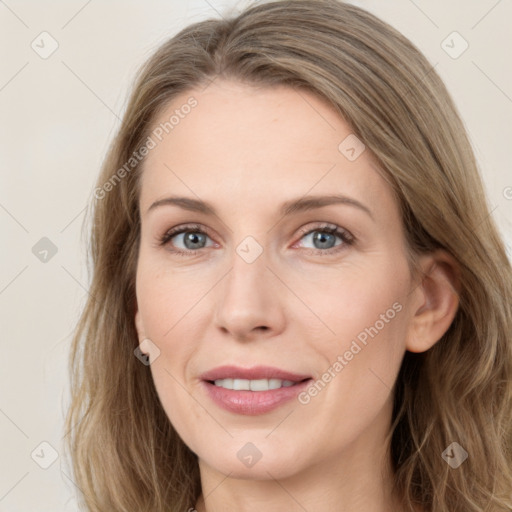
[0,0,511,510]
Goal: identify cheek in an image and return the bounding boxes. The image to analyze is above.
[135,257,212,422]
[136,254,211,341]
[311,252,410,345]
[136,273,201,439]
[294,298,408,459]
[305,256,410,403]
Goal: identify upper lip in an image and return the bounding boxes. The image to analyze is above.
[200,365,312,382]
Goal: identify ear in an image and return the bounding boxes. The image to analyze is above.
[406,250,460,353]
[134,306,145,343]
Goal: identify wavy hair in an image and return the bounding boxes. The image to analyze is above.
[64,1,512,510]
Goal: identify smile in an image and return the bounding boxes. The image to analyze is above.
[212,378,300,391]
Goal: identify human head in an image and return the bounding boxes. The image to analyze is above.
[66,1,512,511]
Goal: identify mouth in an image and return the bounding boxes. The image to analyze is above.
[199,365,313,415]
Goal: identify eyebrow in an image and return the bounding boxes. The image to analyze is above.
[146,194,373,220]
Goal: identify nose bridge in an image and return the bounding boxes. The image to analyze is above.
[224,235,270,305]
[214,232,283,338]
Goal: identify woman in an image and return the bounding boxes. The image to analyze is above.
[65,1,512,510]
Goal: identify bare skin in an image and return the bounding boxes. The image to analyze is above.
[134,79,459,512]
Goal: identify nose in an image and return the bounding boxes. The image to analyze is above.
[213,244,286,342]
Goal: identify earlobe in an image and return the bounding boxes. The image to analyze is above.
[406,251,460,353]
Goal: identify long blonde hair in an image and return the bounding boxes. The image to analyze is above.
[65,1,512,510]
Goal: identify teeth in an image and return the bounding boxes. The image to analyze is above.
[213,378,296,391]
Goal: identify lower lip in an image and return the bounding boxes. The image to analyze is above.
[201,379,312,415]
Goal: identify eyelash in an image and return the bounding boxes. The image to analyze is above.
[158,223,355,257]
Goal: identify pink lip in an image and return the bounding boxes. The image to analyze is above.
[200,365,312,415]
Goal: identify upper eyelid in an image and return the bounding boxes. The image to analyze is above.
[297,223,350,236]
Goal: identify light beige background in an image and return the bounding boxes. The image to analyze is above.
[0,0,510,510]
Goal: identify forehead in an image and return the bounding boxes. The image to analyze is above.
[139,80,394,218]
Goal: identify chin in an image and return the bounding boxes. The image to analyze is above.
[197,442,308,481]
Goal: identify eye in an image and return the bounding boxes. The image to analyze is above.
[158,223,215,255]
[294,223,354,256]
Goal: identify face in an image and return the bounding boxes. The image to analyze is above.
[135,79,418,480]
